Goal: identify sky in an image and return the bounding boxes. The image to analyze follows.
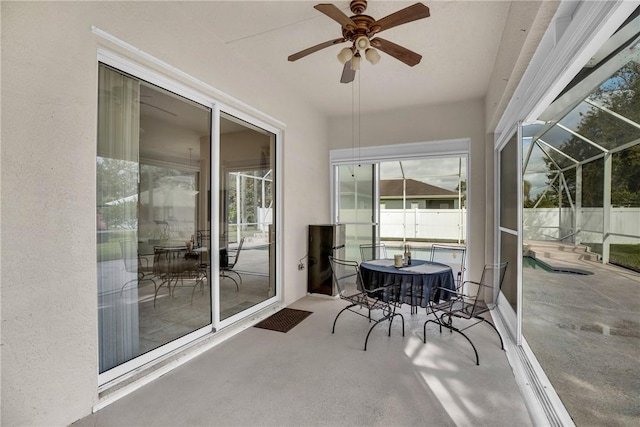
[379,157,466,192]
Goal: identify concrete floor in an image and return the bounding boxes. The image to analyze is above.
[76,296,532,426]
[523,242,640,427]
[93,240,639,426]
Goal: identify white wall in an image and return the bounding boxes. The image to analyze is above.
[328,99,487,278]
[0,2,329,425]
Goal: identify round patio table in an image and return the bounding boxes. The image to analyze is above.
[360,259,455,309]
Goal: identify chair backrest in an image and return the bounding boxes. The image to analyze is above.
[471,262,508,313]
[197,230,211,248]
[328,256,364,297]
[227,237,245,268]
[360,243,387,262]
[430,245,466,286]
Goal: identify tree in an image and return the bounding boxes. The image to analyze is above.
[537,61,640,208]
[97,157,138,229]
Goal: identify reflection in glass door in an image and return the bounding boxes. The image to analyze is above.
[219,113,276,320]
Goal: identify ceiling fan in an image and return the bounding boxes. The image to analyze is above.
[288,0,430,83]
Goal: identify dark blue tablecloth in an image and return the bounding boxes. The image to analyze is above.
[360,259,455,308]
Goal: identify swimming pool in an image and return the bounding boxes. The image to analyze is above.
[523,256,593,275]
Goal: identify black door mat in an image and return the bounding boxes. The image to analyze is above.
[254,308,312,333]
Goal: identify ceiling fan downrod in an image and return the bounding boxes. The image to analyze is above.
[350,0,368,15]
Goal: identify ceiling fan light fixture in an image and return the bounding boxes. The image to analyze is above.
[365,48,381,65]
[355,36,370,51]
[337,47,354,64]
[351,53,361,71]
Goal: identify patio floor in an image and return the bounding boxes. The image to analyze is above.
[523,242,640,427]
[75,295,532,426]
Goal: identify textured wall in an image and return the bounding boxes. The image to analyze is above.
[0,2,329,425]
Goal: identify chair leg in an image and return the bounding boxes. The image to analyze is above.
[364,310,405,351]
[332,304,357,333]
[235,271,243,284]
[475,316,504,350]
[225,270,242,285]
[153,278,171,307]
[220,273,239,291]
[424,318,480,365]
[190,276,206,305]
[120,278,138,294]
[364,316,394,351]
[120,275,157,295]
[387,312,405,337]
[147,278,158,295]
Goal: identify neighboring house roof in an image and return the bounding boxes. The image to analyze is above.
[380,179,458,198]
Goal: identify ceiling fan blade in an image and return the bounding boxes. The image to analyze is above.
[288,37,346,62]
[314,4,357,30]
[371,3,430,35]
[340,60,356,84]
[370,38,422,67]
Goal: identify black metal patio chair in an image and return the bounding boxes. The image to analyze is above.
[329,256,404,351]
[430,244,467,289]
[119,239,157,294]
[359,243,388,262]
[423,262,508,365]
[221,237,245,291]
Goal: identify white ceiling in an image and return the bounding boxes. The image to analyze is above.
[138,0,544,161]
[176,0,515,117]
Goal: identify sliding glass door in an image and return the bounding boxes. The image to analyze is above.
[96,61,281,382]
[97,63,212,378]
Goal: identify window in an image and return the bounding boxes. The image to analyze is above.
[332,142,469,262]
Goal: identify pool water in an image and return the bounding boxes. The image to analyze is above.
[523,256,593,275]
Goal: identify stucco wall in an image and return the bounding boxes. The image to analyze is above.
[0,2,328,425]
[327,99,488,279]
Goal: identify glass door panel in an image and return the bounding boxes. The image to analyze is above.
[97,64,212,375]
[378,158,467,258]
[219,113,276,320]
[336,157,468,262]
[336,164,377,261]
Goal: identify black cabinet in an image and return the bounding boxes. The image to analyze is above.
[307,224,345,296]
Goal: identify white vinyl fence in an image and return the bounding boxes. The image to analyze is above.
[380,208,466,242]
[523,207,640,244]
[334,208,466,242]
